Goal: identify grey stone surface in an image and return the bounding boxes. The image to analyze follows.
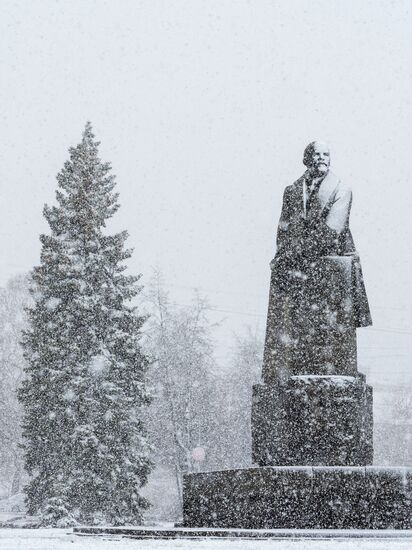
[183,466,412,529]
[252,374,373,466]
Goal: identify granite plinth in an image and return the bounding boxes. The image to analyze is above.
[252,374,373,466]
[183,466,412,529]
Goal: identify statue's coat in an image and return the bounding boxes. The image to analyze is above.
[263,171,372,382]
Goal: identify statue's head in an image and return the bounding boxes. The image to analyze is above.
[303,141,330,177]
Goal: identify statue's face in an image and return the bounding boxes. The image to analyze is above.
[308,142,330,176]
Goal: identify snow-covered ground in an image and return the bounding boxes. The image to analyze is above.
[0,530,411,550]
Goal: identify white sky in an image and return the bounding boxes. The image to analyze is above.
[1,0,412,388]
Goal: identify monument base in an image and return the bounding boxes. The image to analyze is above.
[252,375,373,466]
[183,466,412,529]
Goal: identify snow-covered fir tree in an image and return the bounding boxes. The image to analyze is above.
[19,123,152,526]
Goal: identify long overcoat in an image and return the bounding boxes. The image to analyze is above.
[263,171,372,382]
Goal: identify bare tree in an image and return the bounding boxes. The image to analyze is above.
[217,326,262,469]
[375,386,412,466]
[0,274,31,497]
[143,271,219,511]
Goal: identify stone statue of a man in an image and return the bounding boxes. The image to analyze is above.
[263,141,372,382]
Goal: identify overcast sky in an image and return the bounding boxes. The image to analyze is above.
[1,0,412,388]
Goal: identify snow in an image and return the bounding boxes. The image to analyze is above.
[45,297,61,311]
[291,375,356,385]
[62,389,75,401]
[0,529,410,550]
[89,355,108,375]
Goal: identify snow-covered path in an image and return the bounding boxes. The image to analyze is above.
[0,530,411,550]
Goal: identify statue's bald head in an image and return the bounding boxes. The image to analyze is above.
[303,141,330,177]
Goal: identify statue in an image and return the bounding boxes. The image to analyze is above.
[182,142,412,531]
[74,130,412,535]
[263,141,372,382]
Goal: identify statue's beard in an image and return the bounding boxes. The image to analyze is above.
[310,163,329,177]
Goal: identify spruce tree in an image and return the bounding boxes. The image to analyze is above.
[19,123,152,526]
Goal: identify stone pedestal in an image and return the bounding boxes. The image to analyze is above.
[183,466,412,529]
[182,373,387,530]
[252,374,373,466]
